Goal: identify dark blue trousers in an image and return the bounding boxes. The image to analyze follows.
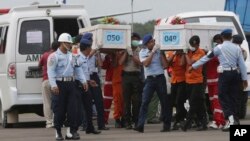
[78,87,95,131]
[90,73,105,128]
[137,74,172,129]
[51,81,81,132]
[218,70,241,120]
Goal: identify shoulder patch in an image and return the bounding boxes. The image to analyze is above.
[48,54,57,66]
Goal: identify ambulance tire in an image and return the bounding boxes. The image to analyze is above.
[238,91,248,119]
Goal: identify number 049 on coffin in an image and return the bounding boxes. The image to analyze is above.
[79,24,131,50]
[154,24,235,51]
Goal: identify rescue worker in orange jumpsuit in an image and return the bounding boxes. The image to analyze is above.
[112,51,124,128]
[166,50,187,130]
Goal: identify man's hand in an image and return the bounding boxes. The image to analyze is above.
[243,80,248,90]
[51,86,59,95]
[183,48,188,54]
[152,45,160,53]
[127,49,133,56]
[83,83,88,92]
[89,80,98,87]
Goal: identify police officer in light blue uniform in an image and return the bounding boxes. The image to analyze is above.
[47,33,87,140]
[189,29,248,131]
[76,33,102,134]
[134,34,172,133]
[86,34,108,130]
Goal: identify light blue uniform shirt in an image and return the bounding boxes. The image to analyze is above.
[77,52,90,81]
[192,41,247,80]
[139,48,164,77]
[88,55,98,74]
[47,49,86,87]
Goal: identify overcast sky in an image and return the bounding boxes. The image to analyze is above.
[0,0,226,23]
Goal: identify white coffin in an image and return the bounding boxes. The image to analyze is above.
[154,24,235,51]
[79,24,131,50]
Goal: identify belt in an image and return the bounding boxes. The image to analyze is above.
[147,74,164,79]
[122,71,140,76]
[56,77,75,82]
[90,72,98,75]
[223,67,238,71]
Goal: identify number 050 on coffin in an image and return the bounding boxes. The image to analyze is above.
[79,24,131,50]
[154,24,235,51]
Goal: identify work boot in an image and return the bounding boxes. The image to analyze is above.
[134,126,144,133]
[172,122,180,130]
[197,117,208,131]
[86,128,101,134]
[55,130,64,141]
[181,119,192,132]
[65,127,80,140]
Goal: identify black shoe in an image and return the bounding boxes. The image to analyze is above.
[126,124,133,130]
[56,131,64,140]
[80,126,86,131]
[160,128,170,132]
[172,122,180,130]
[98,126,110,130]
[147,119,161,124]
[196,126,208,131]
[65,132,80,140]
[181,121,190,132]
[134,126,144,133]
[86,129,101,134]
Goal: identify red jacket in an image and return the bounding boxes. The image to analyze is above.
[102,55,113,82]
[206,57,219,85]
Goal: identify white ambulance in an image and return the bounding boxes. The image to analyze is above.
[158,11,250,118]
[0,4,91,127]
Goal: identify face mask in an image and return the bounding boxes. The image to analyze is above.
[131,40,140,47]
[189,46,196,51]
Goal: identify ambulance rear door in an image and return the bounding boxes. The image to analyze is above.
[16,17,53,94]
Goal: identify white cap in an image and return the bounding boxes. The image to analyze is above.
[58,33,73,43]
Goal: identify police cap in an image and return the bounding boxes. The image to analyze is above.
[80,32,93,46]
[143,34,153,45]
[221,29,232,35]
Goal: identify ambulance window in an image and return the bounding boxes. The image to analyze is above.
[0,27,2,53]
[54,18,79,38]
[19,20,50,54]
[0,26,8,54]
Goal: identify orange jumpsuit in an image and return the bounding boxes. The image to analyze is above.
[112,62,124,120]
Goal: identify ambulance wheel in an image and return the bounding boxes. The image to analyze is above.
[0,100,8,128]
[239,91,248,119]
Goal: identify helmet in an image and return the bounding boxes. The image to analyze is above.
[58,33,73,43]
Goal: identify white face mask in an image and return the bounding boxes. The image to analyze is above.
[189,46,196,51]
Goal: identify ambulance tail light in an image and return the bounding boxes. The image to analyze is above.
[8,63,16,79]
[0,9,10,15]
